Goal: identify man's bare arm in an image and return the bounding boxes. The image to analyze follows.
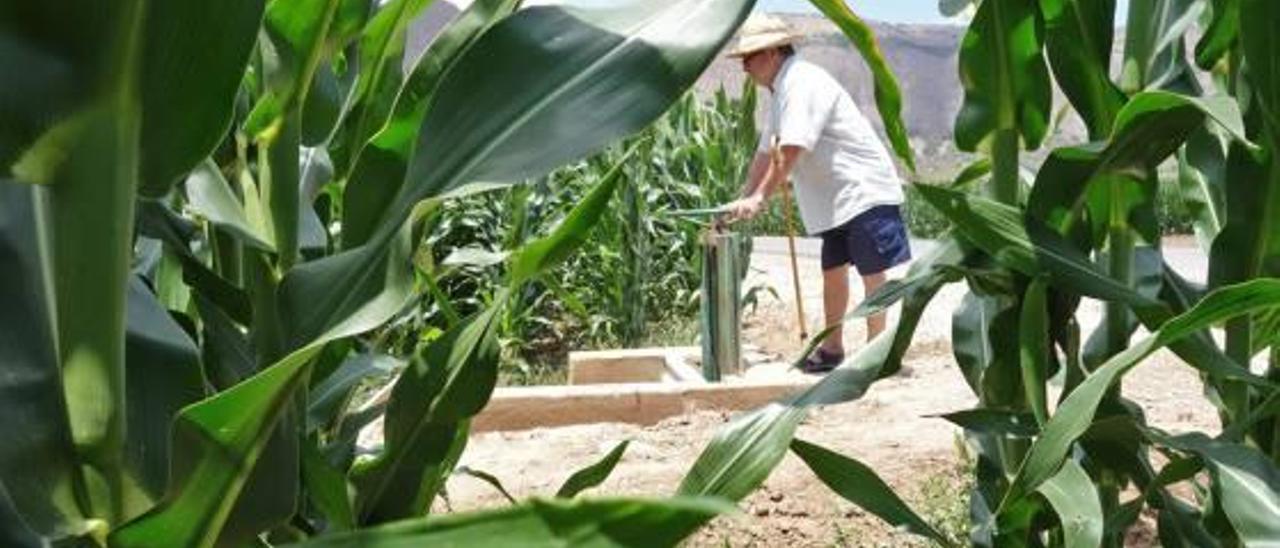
[738,152,771,198]
[725,145,803,221]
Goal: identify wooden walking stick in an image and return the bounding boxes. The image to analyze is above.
[772,136,808,342]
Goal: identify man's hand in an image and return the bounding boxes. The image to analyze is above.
[724,194,765,223]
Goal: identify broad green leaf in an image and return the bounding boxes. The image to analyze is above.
[1153,432,1280,544]
[123,276,207,503]
[307,353,402,433]
[556,441,631,499]
[0,3,112,173]
[1209,143,1276,289]
[1019,278,1051,425]
[791,439,951,545]
[279,213,417,350]
[136,201,253,325]
[999,280,1280,510]
[295,497,735,548]
[302,441,355,532]
[0,483,44,548]
[330,0,436,175]
[261,110,303,267]
[1176,125,1230,250]
[353,305,502,523]
[1238,0,1280,278]
[192,293,256,390]
[138,0,265,195]
[1196,0,1241,70]
[1041,0,1126,139]
[680,245,962,502]
[677,404,804,502]
[916,183,1270,386]
[48,0,147,517]
[109,342,321,548]
[246,0,367,139]
[111,225,416,547]
[936,409,1041,437]
[1034,460,1103,548]
[288,0,752,346]
[185,159,275,252]
[955,0,1052,150]
[1028,91,1248,236]
[1120,0,1202,93]
[301,61,344,146]
[455,467,517,504]
[807,0,915,171]
[509,145,634,286]
[952,292,1013,394]
[1243,0,1280,148]
[0,183,89,539]
[340,0,521,248]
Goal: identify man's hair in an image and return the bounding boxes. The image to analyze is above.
[778,44,796,57]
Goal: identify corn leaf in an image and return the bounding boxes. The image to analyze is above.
[999,280,1280,511]
[306,353,402,433]
[1195,0,1241,70]
[914,183,1271,387]
[352,304,501,523]
[1027,91,1248,235]
[791,439,952,545]
[679,241,963,502]
[123,276,207,503]
[329,0,437,175]
[285,0,751,347]
[955,0,1052,150]
[556,441,631,499]
[1151,432,1280,543]
[302,441,356,532]
[1120,0,1202,93]
[138,0,265,196]
[509,145,634,286]
[1019,278,1051,425]
[341,0,521,248]
[110,224,415,547]
[296,497,734,548]
[1041,0,1126,139]
[936,409,1041,437]
[185,159,275,252]
[0,484,43,548]
[1034,460,1103,548]
[0,183,89,540]
[1176,125,1230,250]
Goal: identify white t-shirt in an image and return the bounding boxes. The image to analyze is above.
[759,56,904,235]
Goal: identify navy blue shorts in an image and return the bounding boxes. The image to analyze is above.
[819,205,911,274]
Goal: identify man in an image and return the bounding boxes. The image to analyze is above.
[722,14,911,373]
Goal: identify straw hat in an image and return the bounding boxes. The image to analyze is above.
[726,14,796,57]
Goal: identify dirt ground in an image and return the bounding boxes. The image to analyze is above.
[437,237,1222,546]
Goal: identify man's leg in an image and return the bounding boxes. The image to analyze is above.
[822,264,849,354]
[861,270,887,340]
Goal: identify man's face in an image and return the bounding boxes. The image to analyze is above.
[741,48,777,87]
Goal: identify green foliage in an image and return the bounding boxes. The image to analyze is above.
[0,0,755,545]
[677,1,1280,546]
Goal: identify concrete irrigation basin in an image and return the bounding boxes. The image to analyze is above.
[471,347,815,432]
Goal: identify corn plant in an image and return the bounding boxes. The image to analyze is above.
[678,0,1280,546]
[0,0,759,545]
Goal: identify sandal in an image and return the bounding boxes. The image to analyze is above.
[801,347,844,374]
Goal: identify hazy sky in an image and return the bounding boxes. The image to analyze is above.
[757,0,1132,25]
